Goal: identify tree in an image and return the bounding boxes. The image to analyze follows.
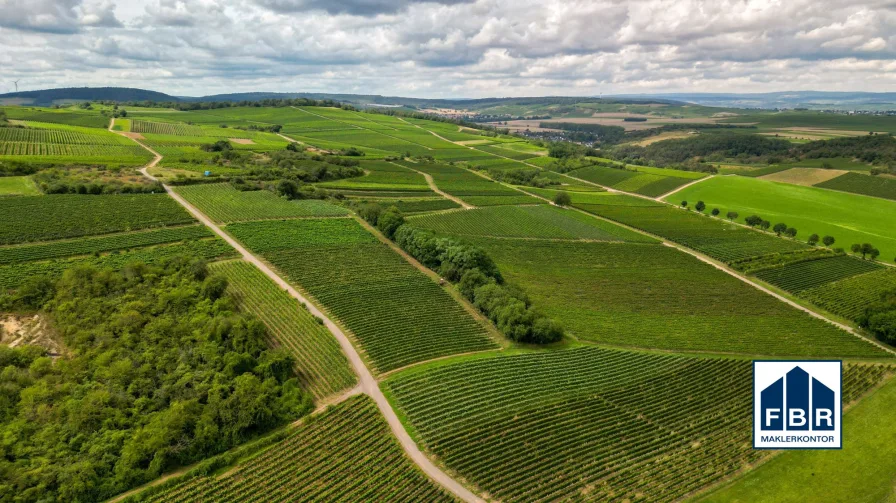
[851,243,862,256]
[808,233,820,246]
[870,248,881,261]
[552,191,572,206]
[785,227,798,238]
[760,220,771,231]
[861,243,875,259]
[711,208,720,217]
[276,179,299,199]
[376,206,405,239]
[823,235,835,247]
[726,211,738,221]
[772,223,788,236]
[745,215,763,227]
[695,201,706,212]
[681,200,688,208]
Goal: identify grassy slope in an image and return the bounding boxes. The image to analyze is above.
[698,375,896,503]
[666,175,896,261]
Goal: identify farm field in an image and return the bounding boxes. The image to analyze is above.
[408,205,654,242]
[140,395,455,503]
[800,268,896,321]
[815,171,896,201]
[384,347,891,503]
[209,260,356,400]
[0,175,39,196]
[700,376,896,503]
[566,164,705,197]
[0,194,194,245]
[226,218,498,373]
[752,255,883,293]
[0,121,154,166]
[398,161,542,206]
[759,167,848,186]
[317,160,430,192]
[174,183,349,223]
[667,175,896,262]
[575,194,808,263]
[1,106,110,128]
[469,238,884,357]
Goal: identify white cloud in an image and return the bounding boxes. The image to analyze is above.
[0,0,894,96]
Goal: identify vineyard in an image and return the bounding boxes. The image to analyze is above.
[139,395,456,503]
[753,255,883,293]
[0,225,211,265]
[384,347,890,503]
[208,260,357,400]
[130,120,205,136]
[0,194,195,245]
[577,199,809,263]
[567,165,701,197]
[174,183,349,223]
[227,218,498,373]
[1,107,109,128]
[800,268,896,321]
[318,160,430,192]
[407,205,654,242]
[815,171,896,201]
[470,238,887,357]
[400,161,542,206]
[0,122,153,165]
[0,238,236,289]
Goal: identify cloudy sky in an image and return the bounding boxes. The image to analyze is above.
[0,0,894,98]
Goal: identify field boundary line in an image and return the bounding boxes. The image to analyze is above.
[114,124,487,503]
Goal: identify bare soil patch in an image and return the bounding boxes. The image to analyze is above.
[631,131,694,146]
[120,132,145,140]
[229,138,256,145]
[1,314,64,356]
[761,168,849,186]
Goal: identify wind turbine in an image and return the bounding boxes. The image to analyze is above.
[13,80,19,92]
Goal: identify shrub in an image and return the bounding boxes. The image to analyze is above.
[553,191,572,206]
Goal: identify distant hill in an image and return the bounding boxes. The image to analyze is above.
[610,91,896,111]
[0,87,178,106]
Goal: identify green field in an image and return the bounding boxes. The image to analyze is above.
[700,376,896,503]
[470,238,884,357]
[667,175,896,263]
[752,255,883,293]
[227,218,498,373]
[801,268,896,321]
[174,183,349,223]
[317,160,430,192]
[384,347,889,503]
[209,260,356,400]
[0,194,194,245]
[0,176,39,196]
[0,122,153,166]
[140,395,455,503]
[816,172,896,201]
[400,161,541,206]
[408,205,654,242]
[567,164,704,197]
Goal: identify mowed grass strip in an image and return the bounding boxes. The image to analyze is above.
[0,194,195,245]
[0,176,40,196]
[209,260,356,400]
[699,375,896,503]
[141,395,456,503]
[174,183,349,223]
[384,347,890,503]
[227,219,497,373]
[667,175,896,262]
[469,238,888,358]
[408,205,654,242]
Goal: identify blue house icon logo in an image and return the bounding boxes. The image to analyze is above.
[753,361,841,449]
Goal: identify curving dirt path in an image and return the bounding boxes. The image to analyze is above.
[390,161,474,209]
[111,126,484,503]
[655,174,714,200]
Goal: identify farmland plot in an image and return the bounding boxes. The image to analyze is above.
[209,260,356,399]
[801,268,896,321]
[0,194,194,245]
[227,218,497,373]
[815,171,896,201]
[0,122,154,166]
[317,160,430,192]
[408,205,654,242]
[470,238,887,357]
[402,161,541,206]
[174,183,348,223]
[140,395,455,503]
[384,347,889,503]
[753,255,883,293]
[568,165,703,197]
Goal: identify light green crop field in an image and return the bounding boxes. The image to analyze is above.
[699,376,896,503]
[174,183,349,223]
[0,176,40,196]
[666,175,896,262]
